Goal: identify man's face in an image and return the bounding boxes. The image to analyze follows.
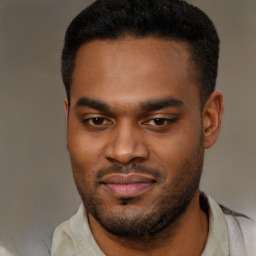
[66,37,205,238]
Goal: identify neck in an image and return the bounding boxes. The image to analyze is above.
[89,192,208,256]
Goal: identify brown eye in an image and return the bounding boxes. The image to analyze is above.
[91,117,104,125]
[143,117,177,128]
[153,118,165,125]
[82,117,112,130]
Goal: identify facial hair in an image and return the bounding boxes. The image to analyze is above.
[71,137,204,240]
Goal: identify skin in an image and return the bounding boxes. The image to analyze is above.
[65,37,223,255]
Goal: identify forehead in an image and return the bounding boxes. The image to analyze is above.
[70,37,200,109]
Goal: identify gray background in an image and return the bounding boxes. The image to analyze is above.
[1,0,256,254]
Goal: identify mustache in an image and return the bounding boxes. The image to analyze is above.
[95,164,164,181]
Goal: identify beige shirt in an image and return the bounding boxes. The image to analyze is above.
[0,245,15,256]
[51,193,230,256]
[51,203,106,256]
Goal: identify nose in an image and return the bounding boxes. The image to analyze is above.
[105,121,149,165]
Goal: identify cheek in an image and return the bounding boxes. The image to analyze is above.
[149,124,203,170]
[69,142,97,193]
[67,127,104,175]
[67,118,102,154]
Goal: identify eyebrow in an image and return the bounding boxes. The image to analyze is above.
[140,97,183,111]
[75,96,183,112]
[75,97,109,111]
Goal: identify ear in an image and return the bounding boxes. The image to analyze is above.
[64,98,69,150]
[64,98,69,128]
[64,98,69,117]
[203,91,224,149]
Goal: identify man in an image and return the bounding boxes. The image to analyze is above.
[50,0,256,255]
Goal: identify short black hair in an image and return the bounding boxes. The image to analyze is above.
[62,0,219,105]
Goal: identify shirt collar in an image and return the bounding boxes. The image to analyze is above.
[69,192,229,256]
[201,192,229,256]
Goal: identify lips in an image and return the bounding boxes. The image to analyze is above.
[100,173,156,198]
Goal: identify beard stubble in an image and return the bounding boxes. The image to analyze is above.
[71,138,204,240]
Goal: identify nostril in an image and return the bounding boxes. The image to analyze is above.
[106,155,146,165]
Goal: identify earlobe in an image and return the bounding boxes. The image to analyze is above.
[203,91,224,149]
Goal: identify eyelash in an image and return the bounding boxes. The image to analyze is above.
[82,117,112,126]
[81,117,177,131]
[144,118,177,126]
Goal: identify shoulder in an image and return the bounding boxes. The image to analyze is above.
[221,205,256,256]
[17,230,53,256]
[0,245,16,256]
[51,205,85,256]
[221,204,256,237]
[201,192,256,256]
[51,219,76,256]
[51,204,106,256]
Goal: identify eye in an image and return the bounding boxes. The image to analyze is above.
[82,117,112,130]
[90,117,105,125]
[146,118,176,126]
[152,118,166,126]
